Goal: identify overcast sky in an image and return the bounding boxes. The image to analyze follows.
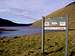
[0,0,74,24]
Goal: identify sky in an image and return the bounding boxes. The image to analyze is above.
[0,0,74,24]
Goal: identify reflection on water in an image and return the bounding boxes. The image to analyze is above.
[0,27,42,37]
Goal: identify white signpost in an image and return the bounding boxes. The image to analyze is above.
[42,16,69,56]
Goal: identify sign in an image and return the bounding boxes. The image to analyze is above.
[42,16,69,56]
[44,17,67,30]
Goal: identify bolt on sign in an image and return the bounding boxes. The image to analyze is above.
[42,16,69,56]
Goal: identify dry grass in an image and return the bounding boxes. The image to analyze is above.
[44,31,75,56]
[0,34,42,56]
[0,30,75,56]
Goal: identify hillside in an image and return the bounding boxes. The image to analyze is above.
[33,2,75,29]
[0,18,32,26]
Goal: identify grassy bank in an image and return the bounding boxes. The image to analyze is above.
[44,31,75,56]
[0,30,75,56]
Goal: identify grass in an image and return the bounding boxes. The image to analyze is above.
[44,31,74,56]
[0,30,75,56]
[0,34,42,56]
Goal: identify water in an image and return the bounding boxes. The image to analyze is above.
[0,26,42,37]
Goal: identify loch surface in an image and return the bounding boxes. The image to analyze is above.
[0,26,42,37]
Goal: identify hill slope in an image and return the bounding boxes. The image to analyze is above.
[0,18,32,26]
[33,2,75,29]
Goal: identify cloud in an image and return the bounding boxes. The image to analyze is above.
[0,9,9,12]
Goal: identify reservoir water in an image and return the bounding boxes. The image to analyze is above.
[0,26,42,37]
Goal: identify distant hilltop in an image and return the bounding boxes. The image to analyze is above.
[0,18,32,26]
[66,2,75,7]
